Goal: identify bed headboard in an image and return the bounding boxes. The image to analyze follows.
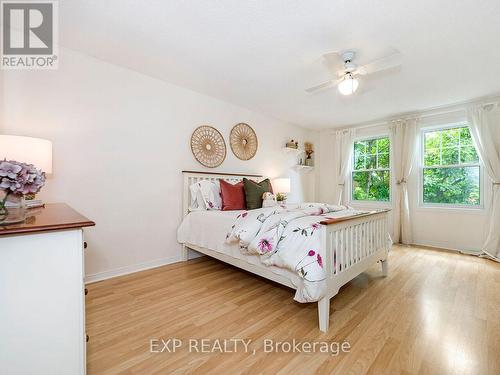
[182,170,264,215]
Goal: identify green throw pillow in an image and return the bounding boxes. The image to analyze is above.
[243,178,273,210]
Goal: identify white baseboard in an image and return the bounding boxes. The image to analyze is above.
[412,240,481,255]
[85,255,182,284]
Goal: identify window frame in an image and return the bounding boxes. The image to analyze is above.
[418,122,484,210]
[350,135,392,205]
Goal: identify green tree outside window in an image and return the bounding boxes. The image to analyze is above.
[422,126,480,205]
[352,137,390,201]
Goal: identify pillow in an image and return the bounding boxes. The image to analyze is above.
[243,178,273,210]
[262,192,278,208]
[220,179,246,211]
[189,180,222,211]
[198,180,222,210]
[188,182,206,211]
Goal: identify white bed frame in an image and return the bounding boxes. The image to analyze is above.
[181,171,389,332]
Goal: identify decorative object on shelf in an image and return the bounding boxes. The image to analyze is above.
[230,123,258,160]
[0,160,46,225]
[273,178,291,203]
[304,142,314,166]
[286,139,299,149]
[190,125,227,168]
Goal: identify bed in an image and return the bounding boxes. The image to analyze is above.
[177,171,390,332]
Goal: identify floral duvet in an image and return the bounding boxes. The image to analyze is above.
[226,203,360,302]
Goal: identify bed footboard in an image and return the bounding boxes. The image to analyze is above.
[317,210,390,332]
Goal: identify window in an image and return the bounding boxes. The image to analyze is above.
[422,125,480,206]
[352,137,390,202]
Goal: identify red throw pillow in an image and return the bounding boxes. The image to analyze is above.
[220,179,246,211]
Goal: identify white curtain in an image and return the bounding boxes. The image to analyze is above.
[333,129,356,205]
[390,118,418,244]
[467,106,500,261]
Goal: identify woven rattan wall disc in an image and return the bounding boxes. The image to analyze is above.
[230,123,258,160]
[190,126,226,168]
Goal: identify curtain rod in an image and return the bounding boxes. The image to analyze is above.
[327,95,500,133]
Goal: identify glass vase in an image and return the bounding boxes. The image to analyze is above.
[0,192,27,225]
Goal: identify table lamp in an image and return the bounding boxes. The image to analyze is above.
[0,135,53,174]
[273,178,291,203]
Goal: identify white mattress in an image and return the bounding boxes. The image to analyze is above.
[177,210,301,286]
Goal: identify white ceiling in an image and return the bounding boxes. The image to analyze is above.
[60,0,500,129]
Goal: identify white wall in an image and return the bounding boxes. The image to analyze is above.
[317,108,500,253]
[0,48,317,281]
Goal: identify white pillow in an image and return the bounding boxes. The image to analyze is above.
[198,180,222,210]
[189,183,206,211]
[189,180,222,211]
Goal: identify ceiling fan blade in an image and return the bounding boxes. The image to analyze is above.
[305,79,337,93]
[322,51,341,62]
[321,51,346,74]
[357,52,402,75]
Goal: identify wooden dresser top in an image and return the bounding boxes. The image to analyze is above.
[0,203,95,236]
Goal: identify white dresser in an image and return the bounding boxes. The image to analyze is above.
[0,203,95,375]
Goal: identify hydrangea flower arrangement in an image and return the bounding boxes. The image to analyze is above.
[0,160,46,218]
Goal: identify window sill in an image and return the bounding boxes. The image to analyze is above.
[415,204,488,215]
[348,200,393,210]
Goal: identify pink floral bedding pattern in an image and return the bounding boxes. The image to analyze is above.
[226,203,359,302]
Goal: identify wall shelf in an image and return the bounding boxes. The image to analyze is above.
[283,147,304,155]
[293,165,314,172]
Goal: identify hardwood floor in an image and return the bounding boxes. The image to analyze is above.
[86,245,500,374]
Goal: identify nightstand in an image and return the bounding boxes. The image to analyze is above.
[0,203,95,375]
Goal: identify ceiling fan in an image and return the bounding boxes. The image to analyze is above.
[306,50,402,96]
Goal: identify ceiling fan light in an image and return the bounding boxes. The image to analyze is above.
[338,74,359,95]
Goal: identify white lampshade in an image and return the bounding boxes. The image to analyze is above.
[338,74,359,96]
[273,178,291,194]
[0,135,53,174]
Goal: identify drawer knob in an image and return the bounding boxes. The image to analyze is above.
[85,288,88,296]
[84,242,88,249]
[86,334,89,342]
